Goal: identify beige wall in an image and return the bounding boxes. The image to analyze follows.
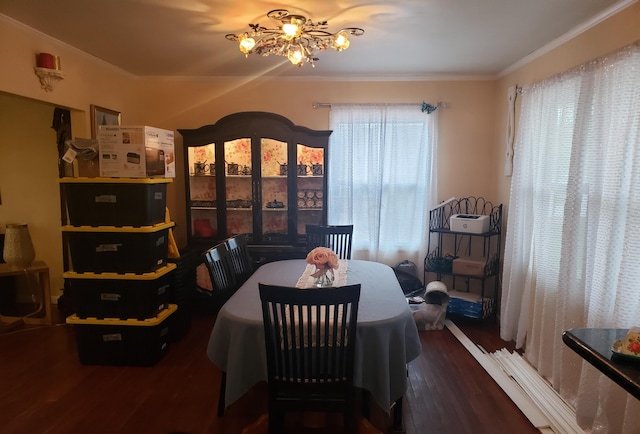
[0,92,64,294]
[138,77,500,246]
[0,3,637,299]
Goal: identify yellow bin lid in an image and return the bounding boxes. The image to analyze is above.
[63,263,176,280]
[60,177,172,184]
[61,221,175,233]
[66,304,177,326]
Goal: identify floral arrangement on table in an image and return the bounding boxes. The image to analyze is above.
[306,247,339,287]
[622,327,640,356]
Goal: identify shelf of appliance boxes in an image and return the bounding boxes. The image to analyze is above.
[61,178,179,365]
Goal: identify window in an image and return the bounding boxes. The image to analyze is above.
[328,104,438,267]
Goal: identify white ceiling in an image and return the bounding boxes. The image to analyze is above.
[0,0,630,79]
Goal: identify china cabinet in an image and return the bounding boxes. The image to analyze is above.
[178,112,331,260]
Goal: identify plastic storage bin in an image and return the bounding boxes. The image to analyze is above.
[64,263,176,320]
[62,222,174,273]
[61,177,171,227]
[66,304,177,366]
[447,290,494,319]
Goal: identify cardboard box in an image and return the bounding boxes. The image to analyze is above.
[452,257,486,277]
[98,125,175,178]
[450,214,490,234]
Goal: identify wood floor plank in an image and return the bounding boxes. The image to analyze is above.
[0,310,539,434]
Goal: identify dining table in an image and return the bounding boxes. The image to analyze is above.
[206,259,422,420]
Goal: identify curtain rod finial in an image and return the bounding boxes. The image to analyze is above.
[422,102,438,114]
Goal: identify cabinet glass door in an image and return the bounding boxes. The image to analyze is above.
[296,144,325,239]
[188,143,217,240]
[224,138,253,238]
[261,138,288,243]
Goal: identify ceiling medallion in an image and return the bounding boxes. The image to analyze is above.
[225,9,364,67]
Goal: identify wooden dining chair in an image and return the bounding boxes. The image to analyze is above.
[223,234,254,286]
[258,283,361,434]
[203,242,238,417]
[305,224,354,260]
[203,243,238,296]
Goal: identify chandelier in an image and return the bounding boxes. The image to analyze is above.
[225,9,365,67]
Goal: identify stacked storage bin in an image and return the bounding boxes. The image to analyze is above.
[61,177,178,366]
[167,248,199,341]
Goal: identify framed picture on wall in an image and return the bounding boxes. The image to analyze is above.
[90,105,121,138]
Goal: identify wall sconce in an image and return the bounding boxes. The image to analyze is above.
[33,52,64,92]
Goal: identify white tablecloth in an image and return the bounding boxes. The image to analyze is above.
[206,259,422,412]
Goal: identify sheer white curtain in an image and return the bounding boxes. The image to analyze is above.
[327,104,438,269]
[501,41,640,433]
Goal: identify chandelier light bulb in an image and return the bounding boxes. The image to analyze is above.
[287,47,304,65]
[282,18,303,40]
[239,34,256,54]
[225,9,364,67]
[333,31,350,51]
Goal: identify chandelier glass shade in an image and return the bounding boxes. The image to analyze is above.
[225,9,364,67]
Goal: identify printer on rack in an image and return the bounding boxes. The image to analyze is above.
[450,214,490,234]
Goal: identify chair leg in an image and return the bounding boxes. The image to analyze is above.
[268,406,284,434]
[362,389,371,420]
[392,397,403,432]
[217,372,226,417]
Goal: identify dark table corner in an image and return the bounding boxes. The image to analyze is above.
[563,327,640,400]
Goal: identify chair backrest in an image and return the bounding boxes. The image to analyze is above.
[203,243,237,294]
[223,234,254,285]
[259,283,361,388]
[305,224,354,260]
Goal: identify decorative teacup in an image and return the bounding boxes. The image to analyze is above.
[194,162,206,175]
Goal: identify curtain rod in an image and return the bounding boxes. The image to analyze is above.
[312,101,446,110]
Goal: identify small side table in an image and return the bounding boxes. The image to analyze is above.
[563,328,640,400]
[0,260,52,327]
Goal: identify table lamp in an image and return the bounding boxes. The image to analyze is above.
[3,223,35,268]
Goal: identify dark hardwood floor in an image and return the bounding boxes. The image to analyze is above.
[0,308,539,434]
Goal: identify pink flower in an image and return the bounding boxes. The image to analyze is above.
[306,247,339,270]
[627,340,640,354]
